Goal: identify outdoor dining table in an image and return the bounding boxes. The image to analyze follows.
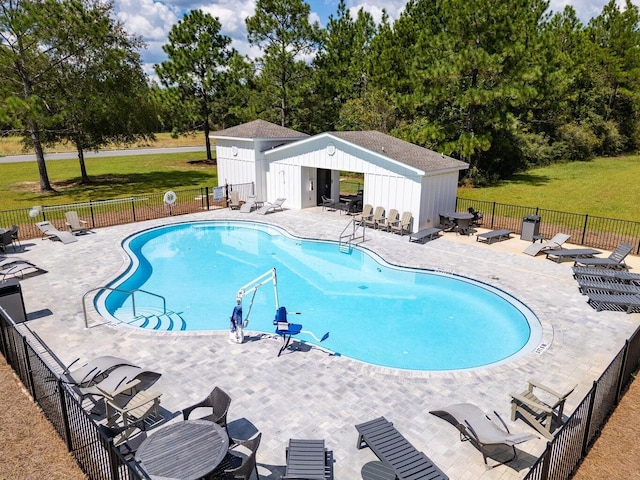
[135,419,229,480]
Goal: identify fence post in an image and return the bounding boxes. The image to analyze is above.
[22,336,36,400]
[581,381,598,456]
[89,200,95,228]
[615,339,631,405]
[540,442,552,480]
[581,214,589,245]
[131,197,137,222]
[205,187,210,211]
[490,202,496,229]
[57,379,73,451]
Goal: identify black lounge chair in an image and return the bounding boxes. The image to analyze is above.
[476,229,513,244]
[544,248,601,263]
[586,292,640,313]
[355,416,448,480]
[573,242,633,270]
[577,279,640,295]
[430,403,537,466]
[283,438,333,480]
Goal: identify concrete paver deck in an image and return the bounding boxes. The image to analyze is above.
[9,208,640,480]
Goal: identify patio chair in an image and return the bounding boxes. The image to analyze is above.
[240,195,257,213]
[354,204,373,225]
[321,195,336,211]
[0,230,14,253]
[377,208,398,232]
[510,379,576,440]
[182,386,231,435]
[586,292,640,313]
[573,242,633,270]
[364,206,385,229]
[209,432,261,480]
[9,225,20,247]
[105,387,162,429]
[355,416,449,480]
[256,198,286,215]
[468,207,484,227]
[430,403,537,467]
[523,233,571,256]
[228,190,242,210]
[36,221,78,244]
[455,217,476,236]
[60,355,136,387]
[65,211,90,235]
[98,418,148,461]
[438,214,456,231]
[389,211,413,236]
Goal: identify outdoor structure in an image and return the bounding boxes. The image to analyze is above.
[212,119,468,232]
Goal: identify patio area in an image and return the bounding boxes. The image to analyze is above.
[10,207,640,479]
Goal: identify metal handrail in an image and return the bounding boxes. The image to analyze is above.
[82,286,167,328]
[339,218,365,252]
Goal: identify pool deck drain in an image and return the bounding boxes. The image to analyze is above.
[12,207,640,480]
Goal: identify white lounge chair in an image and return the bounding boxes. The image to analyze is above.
[36,221,78,244]
[523,233,571,256]
[0,257,47,279]
[256,198,286,215]
[61,355,136,387]
[240,195,257,213]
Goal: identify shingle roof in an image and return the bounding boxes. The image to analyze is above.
[329,131,468,172]
[211,119,308,140]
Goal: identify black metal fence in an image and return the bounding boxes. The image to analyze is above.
[0,182,255,242]
[0,306,145,480]
[523,325,640,480]
[456,198,640,254]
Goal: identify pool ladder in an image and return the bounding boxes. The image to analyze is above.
[338,219,366,253]
[82,286,168,328]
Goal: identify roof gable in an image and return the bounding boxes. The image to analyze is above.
[211,119,308,140]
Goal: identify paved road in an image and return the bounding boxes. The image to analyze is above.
[0,146,207,163]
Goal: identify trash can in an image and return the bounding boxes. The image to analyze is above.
[0,278,27,324]
[521,214,541,242]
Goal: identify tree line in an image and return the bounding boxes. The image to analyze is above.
[2,0,639,192]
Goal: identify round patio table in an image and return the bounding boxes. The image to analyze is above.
[135,420,229,480]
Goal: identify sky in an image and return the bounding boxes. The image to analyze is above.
[111,0,639,80]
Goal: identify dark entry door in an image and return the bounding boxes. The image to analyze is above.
[316,168,331,205]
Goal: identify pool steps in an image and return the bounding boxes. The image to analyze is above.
[112,306,187,331]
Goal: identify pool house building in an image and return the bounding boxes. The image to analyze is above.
[212,120,468,232]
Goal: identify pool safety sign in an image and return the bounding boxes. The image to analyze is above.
[213,186,224,201]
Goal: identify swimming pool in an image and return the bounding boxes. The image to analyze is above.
[97,221,542,370]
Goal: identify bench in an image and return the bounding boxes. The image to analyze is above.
[409,227,442,244]
[283,439,332,480]
[544,248,601,263]
[476,229,513,244]
[355,417,449,480]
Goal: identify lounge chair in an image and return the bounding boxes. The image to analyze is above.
[354,204,373,225]
[409,227,441,243]
[430,403,537,466]
[510,379,576,440]
[282,439,333,480]
[364,206,385,229]
[577,279,640,295]
[60,355,136,387]
[476,229,513,244]
[0,257,47,279]
[77,365,161,403]
[573,242,633,270]
[586,292,640,313]
[523,233,571,256]
[256,197,286,215]
[321,195,336,211]
[240,195,257,213]
[390,211,413,236]
[572,266,640,285]
[36,221,78,244]
[65,211,90,235]
[355,416,449,480]
[544,247,601,263]
[228,190,242,210]
[377,208,398,232]
[182,386,231,435]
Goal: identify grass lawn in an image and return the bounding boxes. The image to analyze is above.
[458,155,640,222]
[0,152,216,210]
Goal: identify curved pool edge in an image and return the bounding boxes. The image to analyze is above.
[95,219,551,374]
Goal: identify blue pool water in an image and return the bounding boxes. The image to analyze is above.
[97,221,541,370]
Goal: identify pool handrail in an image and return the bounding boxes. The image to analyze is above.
[82,286,167,328]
